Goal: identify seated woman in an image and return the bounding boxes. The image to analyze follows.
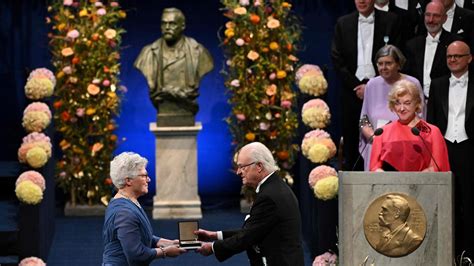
[102,152,186,265]
[370,80,450,172]
[359,45,424,171]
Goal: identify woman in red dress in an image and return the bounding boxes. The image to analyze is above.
[370,80,450,172]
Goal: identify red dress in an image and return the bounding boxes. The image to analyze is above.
[370,120,450,172]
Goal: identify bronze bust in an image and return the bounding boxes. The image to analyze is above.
[134,8,214,126]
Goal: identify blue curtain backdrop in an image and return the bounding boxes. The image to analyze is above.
[0,0,355,258]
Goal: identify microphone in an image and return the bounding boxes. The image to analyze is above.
[411,127,441,171]
[352,128,384,171]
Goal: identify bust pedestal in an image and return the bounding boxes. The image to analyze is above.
[149,122,202,219]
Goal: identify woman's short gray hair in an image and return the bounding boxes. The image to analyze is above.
[375,44,406,69]
[244,142,279,172]
[110,152,148,189]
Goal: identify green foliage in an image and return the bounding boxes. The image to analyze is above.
[48,0,126,205]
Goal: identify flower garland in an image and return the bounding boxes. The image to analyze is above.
[48,0,126,205]
[221,0,302,184]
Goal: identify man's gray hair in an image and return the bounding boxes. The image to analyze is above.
[244,142,279,172]
[110,152,148,189]
[162,7,186,25]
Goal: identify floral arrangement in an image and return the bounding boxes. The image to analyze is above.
[19,256,46,266]
[48,0,126,205]
[314,175,338,200]
[22,102,52,132]
[313,251,338,266]
[18,132,52,169]
[24,77,54,100]
[221,0,302,184]
[308,165,337,187]
[16,170,46,191]
[16,180,44,205]
[301,129,336,164]
[296,64,327,96]
[302,99,331,129]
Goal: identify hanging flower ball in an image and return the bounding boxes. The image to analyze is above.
[24,78,54,100]
[15,180,43,205]
[28,68,56,87]
[298,70,328,97]
[18,132,52,165]
[22,102,52,132]
[19,256,46,266]
[16,171,46,191]
[301,129,336,163]
[313,175,339,200]
[309,165,337,187]
[26,146,48,168]
[301,99,331,129]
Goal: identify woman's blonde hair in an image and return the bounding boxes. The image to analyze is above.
[388,79,423,113]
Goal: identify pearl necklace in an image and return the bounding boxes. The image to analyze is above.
[118,191,141,208]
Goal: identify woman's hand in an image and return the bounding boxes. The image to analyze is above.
[422,166,435,172]
[374,168,384,172]
[157,238,179,247]
[361,126,374,140]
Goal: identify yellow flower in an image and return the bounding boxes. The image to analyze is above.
[26,147,48,168]
[87,84,100,95]
[245,132,256,141]
[267,18,281,29]
[118,10,127,18]
[57,23,66,31]
[56,71,65,79]
[269,42,279,50]
[314,176,338,200]
[247,50,259,61]
[61,47,74,57]
[282,2,292,8]
[15,180,43,205]
[79,9,88,17]
[276,70,287,79]
[86,107,96,115]
[224,28,235,38]
[308,143,330,163]
[234,7,247,15]
[104,29,117,39]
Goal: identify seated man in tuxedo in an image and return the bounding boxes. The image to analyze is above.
[376,195,423,257]
[427,40,474,257]
[194,142,304,266]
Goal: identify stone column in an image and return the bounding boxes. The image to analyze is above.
[149,122,202,219]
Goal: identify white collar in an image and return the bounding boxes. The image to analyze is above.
[255,171,275,193]
[450,71,469,83]
[446,4,456,18]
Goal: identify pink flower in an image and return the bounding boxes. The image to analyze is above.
[254,0,261,6]
[269,73,276,80]
[230,79,240,87]
[92,78,101,84]
[235,38,245,46]
[63,0,73,6]
[62,66,72,74]
[304,129,331,140]
[95,1,104,7]
[302,99,329,112]
[309,166,337,187]
[102,79,111,86]
[76,108,85,117]
[24,102,52,118]
[259,122,270,131]
[261,99,270,105]
[281,100,292,109]
[239,0,250,6]
[313,252,337,266]
[236,113,246,121]
[16,171,46,191]
[66,29,80,39]
[97,8,107,16]
[110,2,119,7]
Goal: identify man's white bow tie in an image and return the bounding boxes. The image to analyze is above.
[359,16,374,24]
[452,78,467,87]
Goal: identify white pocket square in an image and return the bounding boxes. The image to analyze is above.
[458,29,464,34]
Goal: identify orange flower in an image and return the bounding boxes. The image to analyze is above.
[266,84,277,96]
[247,50,259,61]
[79,9,88,17]
[250,14,261,24]
[224,28,235,38]
[276,70,287,79]
[245,132,256,141]
[107,123,115,131]
[53,100,63,109]
[104,29,117,39]
[57,23,66,31]
[104,178,113,185]
[269,42,279,50]
[277,151,290,160]
[91,142,104,156]
[234,7,247,15]
[61,47,74,57]
[110,134,118,141]
[60,111,70,121]
[288,55,299,62]
[267,18,281,29]
[282,2,292,8]
[59,139,71,150]
[91,33,100,41]
[86,108,96,115]
[225,21,236,29]
[87,84,100,95]
[71,57,80,64]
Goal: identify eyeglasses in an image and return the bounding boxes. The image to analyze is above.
[236,162,256,171]
[446,54,470,60]
[376,61,395,67]
[136,174,149,179]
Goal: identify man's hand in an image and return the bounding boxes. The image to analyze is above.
[354,84,366,100]
[196,242,213,256]
[193,229,217,241]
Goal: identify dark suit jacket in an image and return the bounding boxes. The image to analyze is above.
[404,30,461,90]
[213,173,304,266]
[331,9,401,96]
[388,0,423,42]
[427,73,474,139]
[459,0,474,10]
